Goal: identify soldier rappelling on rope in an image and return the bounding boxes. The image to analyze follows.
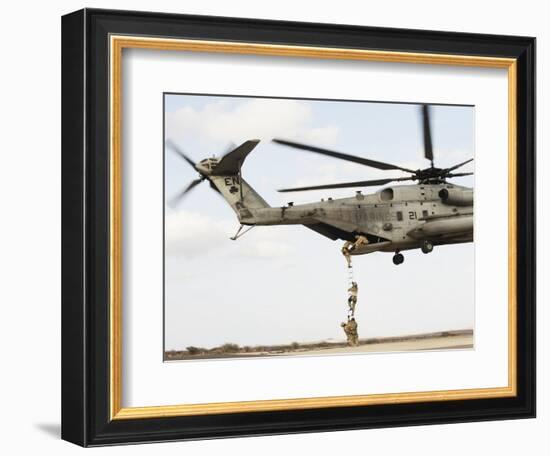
[347,281,358,316]
[341,316,359,346]
[341,234,369,268]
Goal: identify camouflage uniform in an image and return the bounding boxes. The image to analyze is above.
[341,235,369,267]
[347,282,358,315]
[341,318,359,346]
[341,241,353,268]
[347,318,359,346]
[341,321,352,344]
[354,235,369,250]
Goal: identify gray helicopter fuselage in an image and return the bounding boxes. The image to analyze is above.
[242,183,473,254]
[189,140,473,258]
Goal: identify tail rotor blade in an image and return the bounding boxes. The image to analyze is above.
[421,105,434,167]
[168,178,203,207]
[166,140,197,169]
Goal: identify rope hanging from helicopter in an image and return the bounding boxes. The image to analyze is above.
[348,265,358,317]
[341,234,369,319]
[346,257,358,318]
[340,249,360,347]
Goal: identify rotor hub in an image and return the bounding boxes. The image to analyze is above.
[272,105,473,194]
[195,157,219,176]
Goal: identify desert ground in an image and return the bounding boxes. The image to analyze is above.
[291,333,473,356]
[165,330,473,361]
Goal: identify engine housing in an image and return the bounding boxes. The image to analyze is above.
[439,188,473,206]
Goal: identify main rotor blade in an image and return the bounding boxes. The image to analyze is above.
[168,178,203,207]
[446,172,473,178]
[446,158,473,172]
[273,139,416,173]
[278,176,415,193]
[166,140,196,169]
[421,105,434,166]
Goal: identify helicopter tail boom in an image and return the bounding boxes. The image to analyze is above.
[209,174,270,222]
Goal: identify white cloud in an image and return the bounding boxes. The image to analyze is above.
[165,210,231,257]
[300,126,339,145]
[165,98,339,147]
[166,209,293,260]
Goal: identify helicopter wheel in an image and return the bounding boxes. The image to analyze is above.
[421,241,434,254]
[392,252,404,265]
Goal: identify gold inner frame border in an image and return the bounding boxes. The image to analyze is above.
[109,35,518,420]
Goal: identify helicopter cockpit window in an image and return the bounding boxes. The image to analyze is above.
[380,188,394,201]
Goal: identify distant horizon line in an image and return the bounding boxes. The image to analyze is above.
[165,328,474,353]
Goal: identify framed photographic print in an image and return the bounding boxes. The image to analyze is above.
[61,8,535,447]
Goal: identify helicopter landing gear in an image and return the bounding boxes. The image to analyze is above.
[392,252,404,265]
[421,241,434,254]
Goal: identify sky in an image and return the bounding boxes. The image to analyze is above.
[163,93,475,350]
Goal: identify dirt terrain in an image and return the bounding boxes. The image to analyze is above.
[291,333,473,356]
[165,330,473,361]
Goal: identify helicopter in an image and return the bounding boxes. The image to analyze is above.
[167,105,473,265]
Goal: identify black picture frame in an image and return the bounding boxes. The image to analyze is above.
[62,8,535,447]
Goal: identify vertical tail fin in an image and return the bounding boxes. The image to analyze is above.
[206,140,270,222]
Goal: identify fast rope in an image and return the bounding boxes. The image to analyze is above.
[340,239,362,346]
[341,240,358,317]
[346,259,358,318]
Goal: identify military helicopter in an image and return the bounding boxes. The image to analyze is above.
[167,105,473,265]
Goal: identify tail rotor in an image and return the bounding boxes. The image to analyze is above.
[167,177,205,208]
[165,141,207,208]
[165,139,262,208]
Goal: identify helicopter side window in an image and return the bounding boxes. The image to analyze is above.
[396,211,403,222]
